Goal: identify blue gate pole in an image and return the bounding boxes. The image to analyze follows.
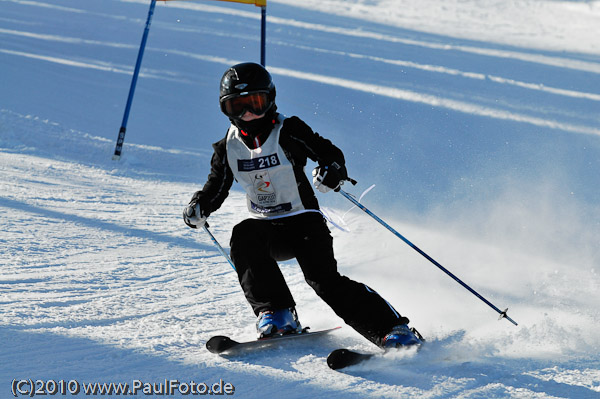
[113,0,157,160]
[260,5,266,66]
[339,188,518,326]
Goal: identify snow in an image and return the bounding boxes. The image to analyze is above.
[1,0,599,397]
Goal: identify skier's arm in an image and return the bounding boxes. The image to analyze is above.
[188,137,234,217]
[283,116,346,167]
[283,116,348,191]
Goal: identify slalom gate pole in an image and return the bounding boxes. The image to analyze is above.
[203,224,236,272]
[338,187,518,326]
[260,6,266,66]
[113,0,157,160]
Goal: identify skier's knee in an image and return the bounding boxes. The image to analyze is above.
[305,271,345,295]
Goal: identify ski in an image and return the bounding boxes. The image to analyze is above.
[327,326,426,370]
[327,348,375,370]
[327,341,425,370]
[206,326,341,354]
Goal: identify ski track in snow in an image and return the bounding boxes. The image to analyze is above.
[2,0,600,398]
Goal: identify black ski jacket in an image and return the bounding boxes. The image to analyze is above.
[190,115,346,217]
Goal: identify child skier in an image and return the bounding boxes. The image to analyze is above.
[183,62,422,348]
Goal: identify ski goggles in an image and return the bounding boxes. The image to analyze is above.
[220,91,271,119]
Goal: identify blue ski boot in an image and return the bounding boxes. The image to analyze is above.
[382,324,424,348]
[256,308,302,338]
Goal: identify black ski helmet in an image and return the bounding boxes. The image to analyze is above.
[219,62,276,119]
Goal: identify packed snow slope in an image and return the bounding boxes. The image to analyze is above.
[1,0,600,398]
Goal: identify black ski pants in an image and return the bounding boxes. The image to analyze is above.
[229,212,409,346]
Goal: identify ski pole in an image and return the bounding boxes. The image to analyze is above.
[202,223,236,272]
[338,186,518,326]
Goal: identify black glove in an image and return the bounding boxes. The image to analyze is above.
[312,162,348,193]
[183,201,207,229]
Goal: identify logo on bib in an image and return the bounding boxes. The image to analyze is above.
[253,171,276,205]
